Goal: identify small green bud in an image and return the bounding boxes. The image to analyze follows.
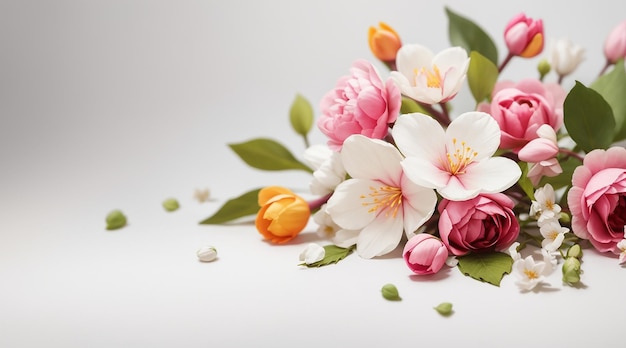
[381,283,401,301]
[566,244,583,259]
[562,257,582,285]
[434,302,454,316]
[559,212,571,223]
[537,59,551,79]
[105,210,127,230]
[162,198,180,212]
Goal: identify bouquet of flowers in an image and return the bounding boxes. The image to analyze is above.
[201,7,626,291]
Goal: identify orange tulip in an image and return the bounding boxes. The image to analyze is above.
[368,22,402,63]
[255,186,311,244]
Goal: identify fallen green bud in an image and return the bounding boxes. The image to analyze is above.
[562,257,582,285]
[162,198,180,212]
[106,210,127,230]
[381,283,401,301]
[434,302,454,316]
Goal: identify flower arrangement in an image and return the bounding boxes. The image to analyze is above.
[201,7,626,290]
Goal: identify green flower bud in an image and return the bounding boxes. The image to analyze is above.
[106,210,127,230]
[162,198,180,212]
[381,283,401,301]
[537,59,551,80]
[434,302,454,316]
[562,257,582,285]
[559,212,571,223]
[566,244,583,259]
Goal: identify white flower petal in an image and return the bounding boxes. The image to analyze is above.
[460,157,521,194]
[401,157,450,189]
[341,135,403,184]
[393,113,446,161]
[326,179,379,230]
[332,229,359,248]
[356,210,405,258]
[446,111,501,161]
[400,175,437,233]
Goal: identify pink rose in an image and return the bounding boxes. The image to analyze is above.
[317,60,400,151]
[403,234,448,275]
[478,78,565,152]
[438,193,520,256]
[567,147,626,254]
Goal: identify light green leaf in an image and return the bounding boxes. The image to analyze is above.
[300,245,354,268]
[590,59,626,141]
[434,302,453,316]
[457,252,513,286]
[445,7,498,65]
[229,138,313,172]
[517,162,535,200]
[199,188,261,224]
[381,284,402,301]
[563,81,615,153]
[289,94,314,137]
[400,96,427,115]
[467,51,499,104]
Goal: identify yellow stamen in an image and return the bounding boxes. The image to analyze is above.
[524,269,539,280]
[414,65,443,88]
[361,185,403,218]
[445,138,478,175]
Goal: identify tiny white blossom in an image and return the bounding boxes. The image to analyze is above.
[445,256,459,267]
[541,248,559,275]
[618,239,626,265]
[539,219,569,251]
[530,184,561,222]
[194,188,211,203]
[513,256,546,291]
[312,204,359,248]
[299,243,325,265]
[507,242,522,261]
[304,147,346,196]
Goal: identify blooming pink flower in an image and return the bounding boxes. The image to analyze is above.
[504,13,544,58]
[438,193,521,256]
[604,20,626,64]
[567,147,626,254]
[518,124,563,185]
[403,234,448,275]
[478,79,565,152]
[317,60,401,151]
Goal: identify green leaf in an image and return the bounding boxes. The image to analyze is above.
[563,81,615,153]
[517,162,535,200]
[434,302,454,316]
[300,245,355,268]
[467,51,499,104]
[229,138,313,172]
[445,7,498,65]
[457,252,513,286]
[381,284,402,301]
[400,96,427,114]
[289,94,314,137]
[590,59,626,141]
[199,188,261,224]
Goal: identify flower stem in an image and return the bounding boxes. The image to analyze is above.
[498,52,514,73]
[559,148,584,162]
[598,60,612,77]
[418,102,450,126]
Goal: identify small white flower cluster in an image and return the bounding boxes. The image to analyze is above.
[510,184,569,291]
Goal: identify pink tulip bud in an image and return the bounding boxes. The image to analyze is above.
[504,13,544,58]
[403,234,448,275]
[604,20,626,64]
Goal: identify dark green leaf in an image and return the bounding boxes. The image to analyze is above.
[467,51,499,104]
[229,138,313,172]
[289,94,314,137]
[563,81,615,152]
[590,59,626,141]
[445,7,498,65]
[457,252,513,286]
[300,245,355,268]
[199,188,261,224]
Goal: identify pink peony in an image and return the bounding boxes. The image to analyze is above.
[567,147,626,254]
[478,78,565,152]
[438,193,520,256]
[317,60,401,151]
[403,233,448,275]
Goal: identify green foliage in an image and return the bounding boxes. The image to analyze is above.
[516,162,535,200]
[199,188,261,224]
[400,96,427,115]
[563,81,615,153]
[289,94,314,137]
[105,209,127,230]
[381,283,402,301]
[457,252,513,286]
[590,59,626,141]
[229,138,313,173]
[300,245,355,268]
[467,51,499,104]
[445,7,498,65]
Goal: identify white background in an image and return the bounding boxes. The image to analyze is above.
[1,0,625,347]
